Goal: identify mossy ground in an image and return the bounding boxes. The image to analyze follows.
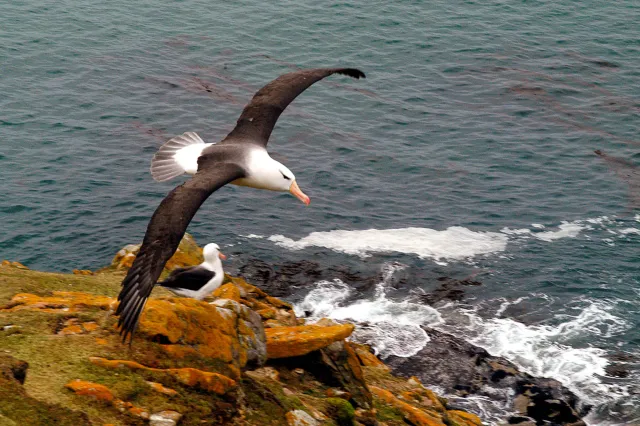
[0,267,235,425]
[1,265,484,426]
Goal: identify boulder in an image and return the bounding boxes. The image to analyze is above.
[265,323,355,359]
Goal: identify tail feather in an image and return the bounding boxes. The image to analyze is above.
[150,132,205,182]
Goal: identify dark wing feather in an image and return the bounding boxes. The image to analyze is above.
[222,68,365,147]
[159,266,215,292]
[116,160,245,343]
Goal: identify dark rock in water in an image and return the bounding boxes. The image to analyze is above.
[236,258,378,298]
[385,327,590,425]
[416,276,482,305]
[605,362,630,378]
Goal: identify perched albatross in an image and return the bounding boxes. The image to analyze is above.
[158,243,226,300]
[116,67,366,342]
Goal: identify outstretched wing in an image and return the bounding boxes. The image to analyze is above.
[116,159,245,343]
[222,68,365,147]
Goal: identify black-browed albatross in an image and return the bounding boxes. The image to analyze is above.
[158,243,226,300]
[116,67,366,343]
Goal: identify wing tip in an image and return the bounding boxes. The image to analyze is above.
[337,68,366,79]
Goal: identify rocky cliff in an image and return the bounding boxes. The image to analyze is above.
[0,236,483,426]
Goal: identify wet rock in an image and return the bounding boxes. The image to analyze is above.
[286,409,319,426]
[236,258,378,298]
[416,276,481,305]
[385,327,588,425]
[265,323,355,359]
[605,362,629,378]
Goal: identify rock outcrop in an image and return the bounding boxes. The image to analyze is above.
[385,327,589,425]
[0,236,488,425]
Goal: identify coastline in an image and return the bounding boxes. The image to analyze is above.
[0,237,586,425]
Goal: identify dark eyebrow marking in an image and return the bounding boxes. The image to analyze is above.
[280,171,291,180]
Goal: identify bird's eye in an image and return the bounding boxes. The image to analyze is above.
[280,171,291,180]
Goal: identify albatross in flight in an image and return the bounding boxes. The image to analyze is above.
[116,67,366,342]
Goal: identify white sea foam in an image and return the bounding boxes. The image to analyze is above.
[532,221,586,242]
[619,228,640,235]
[270,226,508,263]
[449,299,630,405]
[295,263,442,358]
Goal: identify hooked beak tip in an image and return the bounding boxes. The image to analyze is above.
[218,253,227,260]
[289,180,310,206]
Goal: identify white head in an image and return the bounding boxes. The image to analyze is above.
[203,243,227,264]
[240,154,310,205]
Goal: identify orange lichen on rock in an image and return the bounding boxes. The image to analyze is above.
[65,379,115,402]
[265,323,355,359]
[89,357,236,395]
[137,296,264,376]
[2,291,116,313]
[59,324,84,335]
[146,381,178,396]
[370,386,446,426]
[1,260,28,269]
[447,410,483,426]
[110,233,203,273]
[351,342,390,370]
[211,283,241,302]
[72,269,93,275]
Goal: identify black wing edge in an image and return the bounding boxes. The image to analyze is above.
[116,249,155,345]
[115,161,245,345]
[334,68,366,79]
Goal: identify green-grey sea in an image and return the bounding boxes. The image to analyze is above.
[1,1,638,424]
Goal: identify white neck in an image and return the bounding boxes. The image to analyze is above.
[231,149,293,192]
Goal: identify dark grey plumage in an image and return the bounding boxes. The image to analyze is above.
[116,67,365,343]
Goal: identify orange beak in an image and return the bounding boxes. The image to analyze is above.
[289,180,310,205]
[218,252,227,260]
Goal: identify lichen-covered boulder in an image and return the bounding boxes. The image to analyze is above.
[109,233,204,273]
[139,296,266,378]
[265,323,355,359]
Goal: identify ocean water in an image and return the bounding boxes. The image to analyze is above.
[1,1,638,424]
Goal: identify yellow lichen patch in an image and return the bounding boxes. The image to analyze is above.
[211,283,241,302]
[81,322,99,332]
[401,389,445,412]
[1,260,28,269]
[95,337,108,345]
[109,233,203,274]
[146,381,178,396]
[112,399,150,420]
[447,410,483,426]
[65,379,115,402]
[351,342,389,370]
[137,297,242,369]
[171,367,236,394]
[370,386,446,426]
[265,323,355,359]
[2,291,116,313]
[90,357,237,395]
[59,324,84,335]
